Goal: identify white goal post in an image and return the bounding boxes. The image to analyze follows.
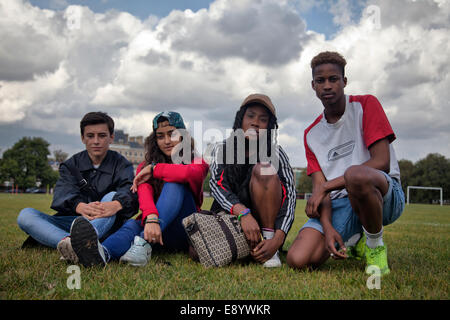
[407,186,443,206]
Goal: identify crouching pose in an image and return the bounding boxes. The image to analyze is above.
[209,94,296,267]
[287,52,405,275]
[64,111,209,267]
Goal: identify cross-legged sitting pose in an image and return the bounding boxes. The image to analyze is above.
[17,112,138,263]
[66,111,209,267]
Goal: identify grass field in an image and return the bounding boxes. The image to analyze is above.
[0,193,448,300]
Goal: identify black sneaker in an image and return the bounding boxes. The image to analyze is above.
[70,217,106,267]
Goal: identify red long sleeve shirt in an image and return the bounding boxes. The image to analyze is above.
[135,158,209,225]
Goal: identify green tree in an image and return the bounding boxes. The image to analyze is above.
[53,149,69,163]
[408,153,450,204]
[0,137,59,190]
[296,167,312,195]
[398,159,414,194]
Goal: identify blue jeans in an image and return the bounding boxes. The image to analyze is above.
[17,192,117,248]
[102,183,197,260]
[300,171,405,242]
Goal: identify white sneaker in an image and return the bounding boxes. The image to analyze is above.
[57,236,79,264]
[119,236,152,267]
[261,229,282,268]
[263,250,282,268]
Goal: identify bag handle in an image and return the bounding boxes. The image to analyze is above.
[215,214,238,262]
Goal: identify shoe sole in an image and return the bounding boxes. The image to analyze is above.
[70,217,105,267]
[121,261,148,267]
[119,256,149,267]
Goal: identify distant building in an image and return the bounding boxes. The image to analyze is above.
[110,130,145,171]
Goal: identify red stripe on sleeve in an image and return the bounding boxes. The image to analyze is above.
[218,170,227,191]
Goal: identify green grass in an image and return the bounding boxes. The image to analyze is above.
[0,193,449,300]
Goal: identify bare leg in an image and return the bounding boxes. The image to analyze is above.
[249,163,282,229]
[286,228,329,270]
[344,165,389,233]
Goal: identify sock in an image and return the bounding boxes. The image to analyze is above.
[363,226,384,249]
[261,228,280,258]
[345,233,362,247]
[262,228,274,240]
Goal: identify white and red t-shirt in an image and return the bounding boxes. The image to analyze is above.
[304,94,400,199]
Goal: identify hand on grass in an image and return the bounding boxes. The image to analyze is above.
[324,226,347,259]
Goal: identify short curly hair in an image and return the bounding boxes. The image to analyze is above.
[310,51,347,77]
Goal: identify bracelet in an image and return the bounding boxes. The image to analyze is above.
[237,208,250,221]
[145,217,160,224]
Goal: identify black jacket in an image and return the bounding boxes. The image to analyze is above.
[22,150,138,248]
[51,150,138,219]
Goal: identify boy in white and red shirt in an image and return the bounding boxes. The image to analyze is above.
[287,51,405,275]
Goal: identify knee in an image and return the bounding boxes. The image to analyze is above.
[162,182,185,193]
[101,191,117,202]
[286,249,310,270]
[251,163,278,184]
[344,165,372,193]
[17,208,35,231]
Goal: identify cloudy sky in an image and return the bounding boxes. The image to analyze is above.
[0,0,449,167]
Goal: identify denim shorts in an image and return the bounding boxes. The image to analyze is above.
[300,171,405,243]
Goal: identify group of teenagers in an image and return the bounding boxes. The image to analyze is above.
[17,51,405,276]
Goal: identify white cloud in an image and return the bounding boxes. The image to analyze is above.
[0,0,449,167]
[329,0,354,27]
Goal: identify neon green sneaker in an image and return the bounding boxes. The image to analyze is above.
[346,233,366,260]
[364,244,390,276]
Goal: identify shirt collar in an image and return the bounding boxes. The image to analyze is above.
[78,150,114,174]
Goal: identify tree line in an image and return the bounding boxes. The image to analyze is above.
[0,137,67,191]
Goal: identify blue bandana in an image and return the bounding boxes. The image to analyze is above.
[152,111,186,131]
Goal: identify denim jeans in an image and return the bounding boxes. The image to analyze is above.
[17,192,117,248]
[300,172,405,242]
[102,182,197,260]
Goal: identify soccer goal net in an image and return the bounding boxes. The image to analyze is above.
[406,186,443,206]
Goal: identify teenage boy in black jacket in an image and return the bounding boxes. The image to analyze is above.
[209,94,296,267]
[17,112,138,262]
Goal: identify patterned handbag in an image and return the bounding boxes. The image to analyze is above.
[182,210,250,267]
